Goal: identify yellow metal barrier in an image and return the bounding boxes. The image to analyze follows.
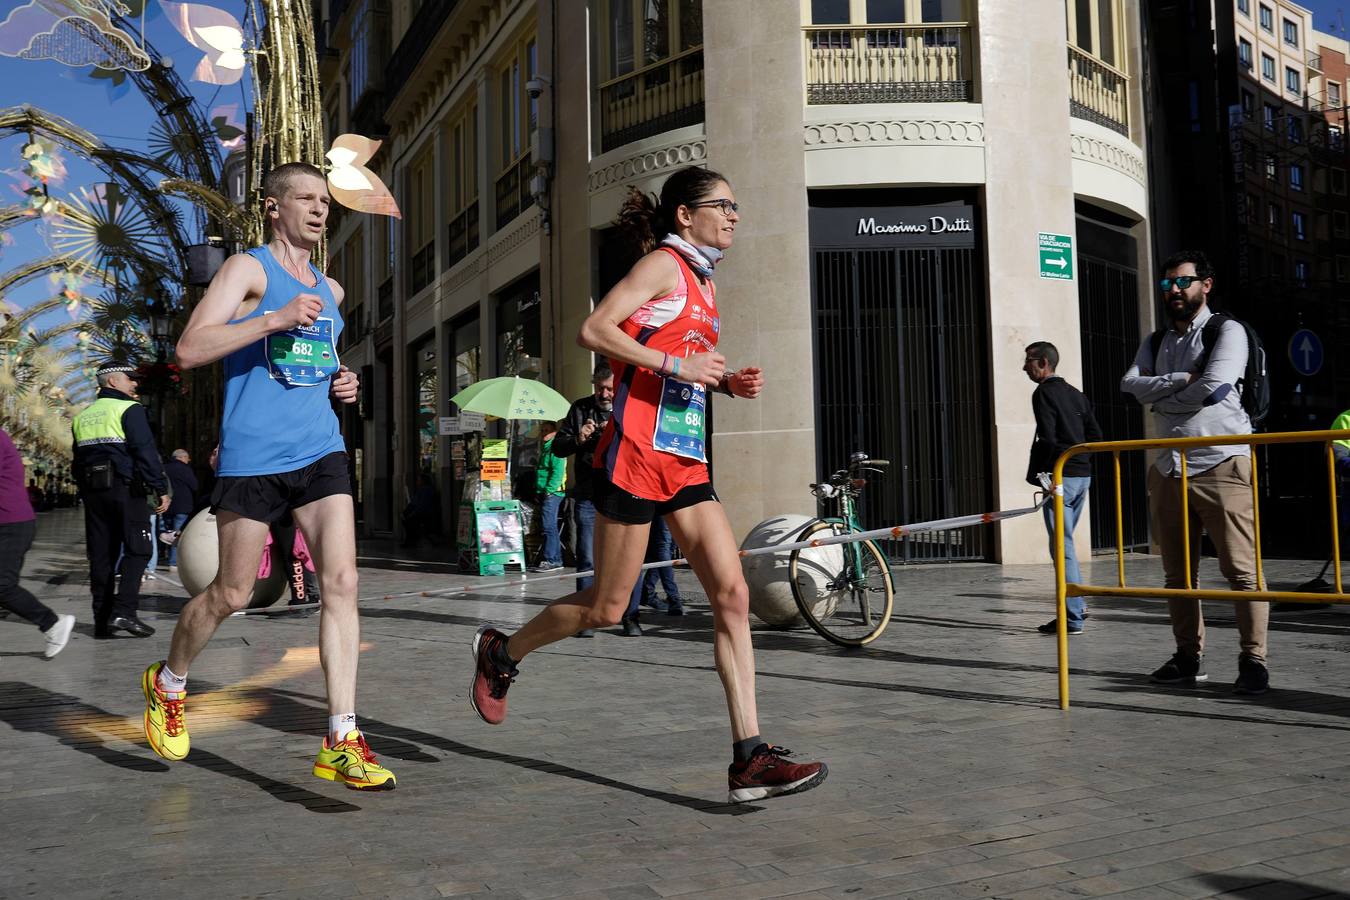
[1052,429,1350,709]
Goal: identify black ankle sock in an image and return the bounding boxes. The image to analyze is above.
[733,736,764,764]
[490,640,518,671]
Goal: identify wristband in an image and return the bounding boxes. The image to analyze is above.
[659,352,671,376]
[718,371,735,397]
[671,357,681,378]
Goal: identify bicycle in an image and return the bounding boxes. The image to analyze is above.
[789,452,896,647]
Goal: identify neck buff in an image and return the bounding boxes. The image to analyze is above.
[661,233,723,280]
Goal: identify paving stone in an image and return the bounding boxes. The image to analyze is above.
[9,510,1350,898]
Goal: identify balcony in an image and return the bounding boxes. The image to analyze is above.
[803,23,972,104]
[494,155,535,231]
[349,0,391,137]
[598,48,705,153]
[385,0,458,106]
[447,203,479,268]
[1068,44,1129,136]
[1307,49,1323,74]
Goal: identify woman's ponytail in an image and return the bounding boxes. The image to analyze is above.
[616,186,661,256]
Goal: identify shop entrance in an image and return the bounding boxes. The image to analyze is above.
[809,202,992,562]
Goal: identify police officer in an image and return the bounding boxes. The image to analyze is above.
[72,361,170,637]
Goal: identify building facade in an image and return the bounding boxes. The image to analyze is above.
[1147,0,1350,556]
[315,0,1154,565]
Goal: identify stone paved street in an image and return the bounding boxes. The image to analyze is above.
[5,509,1350,899]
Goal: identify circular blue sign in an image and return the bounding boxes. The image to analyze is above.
[1289,328,1324,377]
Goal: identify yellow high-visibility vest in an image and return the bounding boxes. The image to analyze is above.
[71,397,138,448]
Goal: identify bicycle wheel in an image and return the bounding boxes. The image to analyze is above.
[788,521,895,647]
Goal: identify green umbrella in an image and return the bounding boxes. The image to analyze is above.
[449,376,572,421]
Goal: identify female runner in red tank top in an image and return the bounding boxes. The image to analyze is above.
[469,167,827,803]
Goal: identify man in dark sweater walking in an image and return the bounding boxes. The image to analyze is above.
[1024,341,1103,635]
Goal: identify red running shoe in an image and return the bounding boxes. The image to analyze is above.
[470,625,517,724]
[727,745,828,803]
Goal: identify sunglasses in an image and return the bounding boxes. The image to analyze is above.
[687,199,739,217]
[1158,275,1205,292]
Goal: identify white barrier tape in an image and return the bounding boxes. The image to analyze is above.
[227,495,1048,615]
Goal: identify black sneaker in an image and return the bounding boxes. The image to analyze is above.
[1234,656,1270,696]
[1149,651,1207,685]
[667,600,685,616]
[1037,618,1082,635]
[528,561,563,573]
[620,617,643,637]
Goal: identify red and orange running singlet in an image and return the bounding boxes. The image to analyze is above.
[595,248,719,501]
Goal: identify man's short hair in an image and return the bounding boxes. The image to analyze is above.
[262,162,325,205]
[1161,249,1214,280]
[592,365,614,384]
[172,449,189,461]
[1025,341,1059,370]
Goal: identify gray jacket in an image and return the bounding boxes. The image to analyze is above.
[1120,305,1252,477]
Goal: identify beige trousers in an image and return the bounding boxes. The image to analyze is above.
[1147,455,1268,662]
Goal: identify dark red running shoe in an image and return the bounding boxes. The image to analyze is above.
[727,745,828,803]
[470,625,517,725]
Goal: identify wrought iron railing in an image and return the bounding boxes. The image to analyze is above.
[494,155,534,231]
[385,0,458,103]
[598,47,705,153]
[447,202,479,268]
[803,24,972,104]
[1067,44,1129,136]
[408,240,435,296]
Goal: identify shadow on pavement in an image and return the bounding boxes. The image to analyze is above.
[0,681,361,813]
[1201,871,1344,898]
[247,683,761,817]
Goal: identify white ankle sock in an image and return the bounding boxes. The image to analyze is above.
[329,713,357,744]
[157,663,187,694]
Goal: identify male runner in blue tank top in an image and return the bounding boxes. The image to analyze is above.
[139,162,395,790]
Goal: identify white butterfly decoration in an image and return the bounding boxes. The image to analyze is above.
[326,135,401,219]
[159,0,245,85]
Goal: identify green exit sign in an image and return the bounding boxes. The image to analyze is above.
[1038,232,1073,281]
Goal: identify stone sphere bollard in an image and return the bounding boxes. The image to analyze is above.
[741,514,844,627]
[176,509,288,609]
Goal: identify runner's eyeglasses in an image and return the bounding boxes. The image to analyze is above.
[687,199,739,217]
[1158,275,1205,291]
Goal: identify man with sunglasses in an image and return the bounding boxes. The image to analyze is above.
[1120,250,1268,696]
[72,361,171,639]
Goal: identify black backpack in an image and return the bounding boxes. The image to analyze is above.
[1147,313,1270,426]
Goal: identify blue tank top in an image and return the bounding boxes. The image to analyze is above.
[217,247,346,477]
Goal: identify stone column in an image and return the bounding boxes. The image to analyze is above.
[978,0,1087,563]
[702,0,817,541]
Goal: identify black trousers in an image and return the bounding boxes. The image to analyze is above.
[0,519,57,632]
[82,480,152,623]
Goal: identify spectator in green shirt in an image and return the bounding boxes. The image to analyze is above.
[531,422,567,573]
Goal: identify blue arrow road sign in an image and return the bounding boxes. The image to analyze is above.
[1288,329,1323,377]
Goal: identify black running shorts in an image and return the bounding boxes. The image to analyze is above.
[593,471,718,525]
[210,451,352,524]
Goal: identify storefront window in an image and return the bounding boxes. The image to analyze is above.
[495,275,542,497]
[406,333,441,543]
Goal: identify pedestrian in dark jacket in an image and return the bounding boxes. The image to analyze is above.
[1024,341,1102,635]
[162,449,199,568]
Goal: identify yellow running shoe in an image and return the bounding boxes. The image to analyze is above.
[313,730,397,791]
[141,661,189,761]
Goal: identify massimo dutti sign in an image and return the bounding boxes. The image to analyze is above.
[809,205,977,249]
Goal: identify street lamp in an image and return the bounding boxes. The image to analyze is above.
[144,291,174,362]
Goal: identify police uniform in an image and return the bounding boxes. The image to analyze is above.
[72,363,168,637]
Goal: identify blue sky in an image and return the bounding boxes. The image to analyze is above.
[1304,0,1350,36]
[0,1,247,346]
